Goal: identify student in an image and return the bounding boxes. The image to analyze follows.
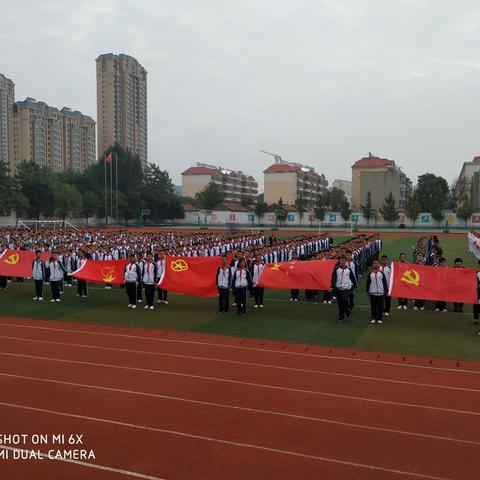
[474,259,480,325]
[156,250,168,304]
[76,250,88,298]
[453,257,465,313]
[435,257,448,312]
[366,259,388,325]
[124,254,141,309]
[413,255,426,310]
[231,259,252,315]
[142,253,157,310]
[379,255,391,316]
[290,253,300,301]
[397,252,409,309]
[329,256,357,323]
[345,251,357,312]
[31,250,45,301]
[251,254,265,309]
[136,252,145,303]
[46,252,66,303]
[216,255,232,313]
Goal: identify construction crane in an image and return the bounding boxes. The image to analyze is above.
[260,149,284,163]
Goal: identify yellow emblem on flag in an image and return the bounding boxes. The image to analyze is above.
[270,263,281,271]
[171,259,189,272]
[101,266,116,283]
[401,269,420,287]
[4,253,19,265]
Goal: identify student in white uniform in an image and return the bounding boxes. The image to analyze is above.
[124,254,141,309]
[31,250,45,300]
[216,255,232,313]
[46,252,66,302]
[251,254,265,309]
[379,255,392,316]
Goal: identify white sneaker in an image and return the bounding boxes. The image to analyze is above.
[144,305,149,310]
[413,307,418,311]
[82,295,87,298]
[232,302,237,306]
[164,300,168,305]
[328,301,332,304]
[403,305,407,310]
[260,304,264,308]
[131,305,136,309]
[397,305,403,309]
[420,307,425,311]
[290,298,293,301]
[435,308,440,312]
[50,299,55,303]
[67,284,72,287]
[105,286,111,289]
[157,299,162,304]
[38,297,43,301]
[384,312,389,316]
[254,305,258,309]
[294,299,298,302]
[76,293,81,297]
[377,319,383,324]
[128,304,132,308]
[55,298,61,302]
[33,297,38,301]
[370,319,376,324]
[442,309,447,312]
[323,300,327,304]
[137,299,142,303]
[149,306,154,310]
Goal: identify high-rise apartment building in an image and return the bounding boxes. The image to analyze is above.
[182,163,258,204]
[12,98,96,173]
[0,73,15,171]
[96,53,148,166]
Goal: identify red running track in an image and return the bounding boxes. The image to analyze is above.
[0,315,479,480]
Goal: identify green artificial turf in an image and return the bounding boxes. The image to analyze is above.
[0,234,479,361]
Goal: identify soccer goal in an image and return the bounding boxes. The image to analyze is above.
[17,220,79,231]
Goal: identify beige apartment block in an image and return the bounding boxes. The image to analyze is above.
[96,53,147,166]
[0,73,15,171]
[12,98,96,173]
[351,154,412,211]
[263,161,328,206]
[182,163,258,205]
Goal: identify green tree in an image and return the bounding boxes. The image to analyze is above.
[327,187,347,211]
[314,203,326,223]
[380,192,399,227]
[431,205,444,227]
[195,180,224,210]
[406,193,421,227]
[457,197,473,228]
[416,173,449,213]
[254,201,268,224]
[54,182,83,220]
[275,198,286,223]
[340,200,352,227]
[294,196,307,225]
[361,191,373,226]
[0,160,15,216]
[81,191,99,227]
[12,192,30,226]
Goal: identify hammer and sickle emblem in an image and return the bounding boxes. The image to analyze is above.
[101,266,116,283]
[4,253,19,265]
[171,259,189,272]
[401,269,420,287]
[270,263,281,271]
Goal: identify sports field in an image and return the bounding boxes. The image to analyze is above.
[0,233,479,361]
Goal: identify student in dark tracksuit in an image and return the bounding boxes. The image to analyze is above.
[216,255,232,313]
[397,252,409,309]
[329,256,357,323]
[435,257,448,312]
[76,251,88,297]
[366,259,388,325]
[453,258,465,313]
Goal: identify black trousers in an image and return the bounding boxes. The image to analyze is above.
[414,299,425,308]
[64,273,72,285]
[50,280,61,300]
[253,287,264,305]
[323,290,332,301]
[370,295,384,320]
[144,284,155,307]
[398,297,408,307]
[384,295,391,313]
[290,289,299,300]
[349,291,355,310]
[453,302,464,312]
[436,301,447,311]
[218,288,229,312]
[126,282,137,305]
[474,304,479,320]
[0,276,6,289]
[77,280,88,296]
[336,289,351,319]
[137,282,143,301]
[157,289,168,301]
[34,280,43,298]
[235,287,247,313]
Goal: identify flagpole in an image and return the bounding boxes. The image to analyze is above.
[115,152,119,224]
[104,156,107,225]
[110,156,113,224]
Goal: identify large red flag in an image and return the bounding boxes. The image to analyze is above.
[0,250,35,277]
[389,262,477,304]
[72,259,128,285]
[258,259,336,290]
[158,255,224,297]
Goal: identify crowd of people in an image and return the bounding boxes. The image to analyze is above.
[0,229,478,333]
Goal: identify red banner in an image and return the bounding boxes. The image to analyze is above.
[0,250,35,277]
[158,255,224,297]
[72,259,128,285]
[389,262,477,304]
[258,259,337,290]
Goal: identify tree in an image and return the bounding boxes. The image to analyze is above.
[340,200,352,227]
[416,173,449,213]
[361,191,373,226]
[314,203,326,223]
[195,180,224,210]
[11,192,30,226]
[254,201,268,224]
[406,193,421,227]
[81,191,99,227]
[0,160,15,216]
[294,196,307,225]
[457,197,473,228]
[54,182,82,220]
[380,192,399,227]
[431,205,444,227]
[275,198,286,223]
[327,187,347,211]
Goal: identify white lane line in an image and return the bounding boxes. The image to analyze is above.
[0,321,477,375]
[0,334,478,394]
[0,351,478,446]
[0,401,455,480]
[0,445,164,480]
[1,366,480,422]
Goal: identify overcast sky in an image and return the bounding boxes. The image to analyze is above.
[1,0,479,189]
